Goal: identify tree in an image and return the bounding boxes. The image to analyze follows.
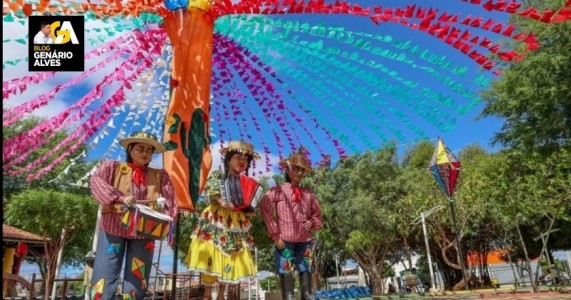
[398,141,470,288]
[3,115,95,198]
[505,149,571,291]
[480,0,571,154]
[4,189,98,297]
[260,275,280,293]
[3,113,101,298]
[315,146,404,295]
[478,0,571,290]
[462,148,571,291]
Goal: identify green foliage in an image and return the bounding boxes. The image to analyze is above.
[481,1,571,154]
[3,113,102,295]
[3,115,94,198]
[401,141,434,169]
[250,176,274,250]
[4,189,98,269]
[260,275,280,292]
[177,139,569,293]
[315,145,405,295]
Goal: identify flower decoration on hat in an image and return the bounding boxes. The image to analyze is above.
[279,146,313,173]
[219,141,261,160]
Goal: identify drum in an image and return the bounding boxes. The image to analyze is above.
[121,204,173,240]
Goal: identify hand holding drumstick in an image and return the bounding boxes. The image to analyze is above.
[123,195,136,206]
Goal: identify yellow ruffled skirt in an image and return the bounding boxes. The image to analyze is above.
[185,203,255,284]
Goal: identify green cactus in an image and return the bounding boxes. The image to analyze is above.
[164,109,210,207]
[182,108,210,207]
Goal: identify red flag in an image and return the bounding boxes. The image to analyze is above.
[405,5,415,18]
[481,19,494,30]
[491,23,503,33]
[470,17,482,27]
[502,24,515,36]
[541,10,555,22]
[482,0,494,11]
[505,2,521,13]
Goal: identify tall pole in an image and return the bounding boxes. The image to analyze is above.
[533,229,560,282]
[335,254,340,289]
[152,240,164,300]
[421,212,436,291]
[255,247,260,299]
[171,212,181,298]
[448,198,468,290]
[248,276,251,300]
[412,205,444,292]
[540,234,554,279]
[85,206,102,299]
[51,227,68,300]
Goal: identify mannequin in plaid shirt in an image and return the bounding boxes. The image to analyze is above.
[260,151,323,300]
[89,132,177,300]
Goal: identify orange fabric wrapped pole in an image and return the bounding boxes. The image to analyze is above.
[163,8,214,211]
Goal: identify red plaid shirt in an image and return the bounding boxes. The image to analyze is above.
[260,183,322,243]
[90,160,177,238]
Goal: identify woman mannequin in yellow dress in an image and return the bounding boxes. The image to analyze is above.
[185,141,260,300]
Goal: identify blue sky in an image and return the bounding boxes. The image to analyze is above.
[4,0,525,281]
[3,1,511,170]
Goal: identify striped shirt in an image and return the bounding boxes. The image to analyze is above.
[90,160,177,238]
[259,182,322,243]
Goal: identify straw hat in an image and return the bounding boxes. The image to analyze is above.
[219,141,261,160]
[279,153,313,173]
[119,131,165,154]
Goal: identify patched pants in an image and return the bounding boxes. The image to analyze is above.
[274,241,313,274]
[90,231,154,300]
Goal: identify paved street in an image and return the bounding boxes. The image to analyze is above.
[363,289,571,300]
[426,294,571,300]
[406,291,571,300]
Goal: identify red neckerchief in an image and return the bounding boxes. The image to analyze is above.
[292,185,301,203]
[128,163,146,187]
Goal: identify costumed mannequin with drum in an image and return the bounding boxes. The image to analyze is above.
[89,132,177,299]
[259,150,323,300]
[185,141,263,300]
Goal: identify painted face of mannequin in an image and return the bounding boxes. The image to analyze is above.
[228,153,249,175]
[129,143,154,166]
[286,165,306,186]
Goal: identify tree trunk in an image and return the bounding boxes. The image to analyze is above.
[45,243,59,300]
[516,224,536,292]
[311,242,320,289]
[402,236,413,270]
[507,249,519,288]
[531,217,556,293]
[35,259,47,296]
[370,276,384,295]
[503,231,519,287]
